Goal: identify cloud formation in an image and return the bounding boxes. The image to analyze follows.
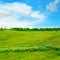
[0,2,46,28]
[46,0,60,12]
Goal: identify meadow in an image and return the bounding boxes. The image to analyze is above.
[0,29,60,60]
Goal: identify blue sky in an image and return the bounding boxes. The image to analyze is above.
[0,0,60,28]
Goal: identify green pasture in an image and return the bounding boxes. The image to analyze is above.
[0,30,60,60]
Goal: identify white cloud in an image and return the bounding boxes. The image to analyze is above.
[46,0,60,12]
[0,2,46,28]
[31,11,46,19]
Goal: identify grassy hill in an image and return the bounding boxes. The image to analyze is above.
[0,30,60,60]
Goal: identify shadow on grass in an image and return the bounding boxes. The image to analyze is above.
[0,46,60,53]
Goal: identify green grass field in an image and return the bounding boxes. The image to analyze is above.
[0,30,60,60]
